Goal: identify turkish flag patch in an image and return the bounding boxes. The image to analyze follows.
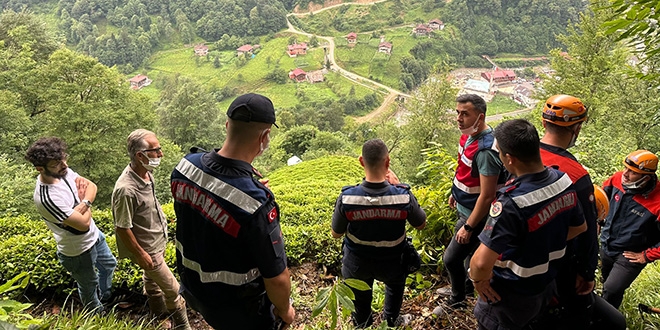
[268,207,278,223]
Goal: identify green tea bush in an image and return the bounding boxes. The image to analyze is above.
[92,208,115,236]
[0,215,44,241]
[0,217,178,293]
[0,231,71,291]
[269,155,364,228]
[282,223,342,268]
[620,262,660,329]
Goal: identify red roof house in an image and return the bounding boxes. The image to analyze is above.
[194,44,209,56]
[378,42,392,54]
[346,32,358,44]
[428,19,445,30]
[481,69,517,84]
[128,74,151,90]
[414,24,430,36]
[236,44,254,56]
[287,43,308,57]
[289,68,307,82]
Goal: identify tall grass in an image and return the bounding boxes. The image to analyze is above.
[41,308,161,330]
[620,262,660,329]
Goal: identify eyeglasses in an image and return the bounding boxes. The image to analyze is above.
[142,147,162,153]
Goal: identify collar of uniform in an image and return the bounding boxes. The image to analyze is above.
[539,142,576,161]
[361,179,390,191]
[511,167,553,186]
[202,150,255,177]
[126,164,152,188]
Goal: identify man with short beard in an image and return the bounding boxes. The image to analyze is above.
[600,150,660,309]
[26,137,116,312]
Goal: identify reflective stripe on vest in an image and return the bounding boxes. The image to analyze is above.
[346,232,406,248]
[494,247,566,278]
[511,174,572,208]
[176,239,261,285]
[342,194,410,206]
[453,176,481,194]
[175,158,262,214]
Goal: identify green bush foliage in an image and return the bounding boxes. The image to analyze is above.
[411,143,458,268]
[268,155,364,227]
[269,155,363,268]
[0,230,70,292]
[0,217,177,293]
[0,156,38,219]
[0,216,44,242]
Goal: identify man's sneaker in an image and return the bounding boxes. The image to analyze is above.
[387,314,413,327]
[436,286,453,297]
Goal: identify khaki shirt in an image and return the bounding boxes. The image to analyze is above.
[112,165,168,258]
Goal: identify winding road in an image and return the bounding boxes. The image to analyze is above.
[285,2,410,121]
[284,2,532,123]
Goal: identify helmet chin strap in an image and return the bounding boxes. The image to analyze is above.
[622,175,649,190]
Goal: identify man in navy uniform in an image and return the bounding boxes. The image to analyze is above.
[469,119,587,330]
[331,139,427,328]
[172,93,295,329]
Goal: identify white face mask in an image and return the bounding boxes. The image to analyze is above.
[460,114,482,135]
[139,152,161,171]
[256,130,271,157]
[622,175,648,190]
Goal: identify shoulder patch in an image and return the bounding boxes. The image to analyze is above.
[489,201,503,217]
[341,185,357,192]
[395,183,411,190]
[267,207,278,223]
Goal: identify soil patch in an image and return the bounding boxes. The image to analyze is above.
[24,263,476,329]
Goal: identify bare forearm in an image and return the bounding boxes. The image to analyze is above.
[567,222,587,241]
[83,181,98,203]
[467,194,494,227]
[264,268,292,312]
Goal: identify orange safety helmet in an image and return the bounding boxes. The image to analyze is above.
[541,95,588,126]
[593,184,609,221]
[623,150,658,175]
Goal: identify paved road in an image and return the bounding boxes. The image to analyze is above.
[487,107,534,123]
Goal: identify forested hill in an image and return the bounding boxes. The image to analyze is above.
[446,0,586,55]
[0,0,587,72]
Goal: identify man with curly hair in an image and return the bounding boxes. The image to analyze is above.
[26,137,116,312]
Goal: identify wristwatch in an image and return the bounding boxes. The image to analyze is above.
[463,223,474,232]
[82,199,92,208]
